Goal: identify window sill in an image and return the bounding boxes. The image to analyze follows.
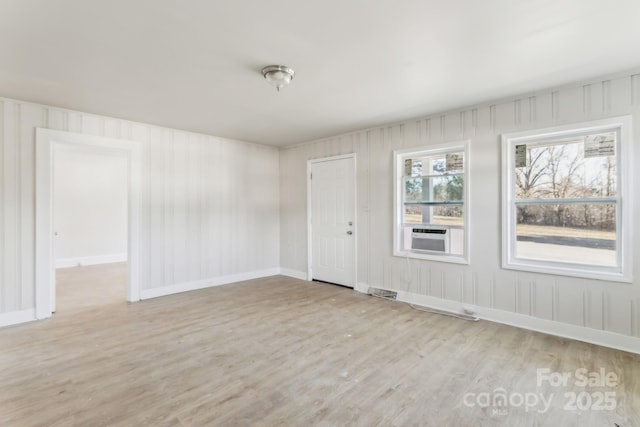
[502,259,632,283]
[394,250,469,265]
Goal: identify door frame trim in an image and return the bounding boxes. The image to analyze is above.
[306,153,357,286]
[35,128,142,319]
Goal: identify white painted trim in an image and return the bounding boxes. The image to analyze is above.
[307,153,358,286]
[0,309,37,328]
[501,116,633,283]
[55,253,128,269]
[306,160,313,281]
[279,268,309,280]
[140,268,281,300]
[36,128,142,319]
[309,153,358,163]
[353,285,640,355]
[392,140,470,264]
[355,282,369,293]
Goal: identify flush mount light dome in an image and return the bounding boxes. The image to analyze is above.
[261,65,295,92]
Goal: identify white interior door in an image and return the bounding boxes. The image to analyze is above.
[310,156,356,287]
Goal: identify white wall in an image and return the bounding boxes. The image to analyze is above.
[2,71,638,351]
[280,72,640,352]
[54,148,128,267]
[0,98,280,324]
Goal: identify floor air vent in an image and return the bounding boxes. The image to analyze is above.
[368,287,398,301]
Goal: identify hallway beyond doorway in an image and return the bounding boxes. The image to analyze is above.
[55,262,127,313]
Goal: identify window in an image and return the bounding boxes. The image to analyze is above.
[393,141,470,263]
[502,117,633,282]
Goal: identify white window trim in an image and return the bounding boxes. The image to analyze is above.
[393,140,470,264]
[501,116,633,283]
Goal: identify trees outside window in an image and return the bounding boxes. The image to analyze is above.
[502,117,633,282]
[394,141,470,263]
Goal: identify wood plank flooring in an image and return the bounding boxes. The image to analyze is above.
[55,263,127,312]
[1,267,639,426]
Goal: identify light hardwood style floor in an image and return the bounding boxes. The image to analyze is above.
[1,264,639,426]
[55,262,127,312]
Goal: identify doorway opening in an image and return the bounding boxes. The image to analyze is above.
[53,147,129,313]
[35,129,141,320]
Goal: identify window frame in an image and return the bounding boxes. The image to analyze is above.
[501,116,633,282]
[393,140,470,264]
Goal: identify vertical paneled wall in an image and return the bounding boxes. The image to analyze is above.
[0,98,280,315]
[280,73,640,341]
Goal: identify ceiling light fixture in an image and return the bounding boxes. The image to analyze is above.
[261,65,295,92]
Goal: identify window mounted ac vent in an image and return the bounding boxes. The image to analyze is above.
[367,287,398,301]
[411,227,449,253]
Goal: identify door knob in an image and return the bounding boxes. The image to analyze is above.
[347,231,353,235]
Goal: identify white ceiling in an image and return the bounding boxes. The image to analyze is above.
[2,0,640,147]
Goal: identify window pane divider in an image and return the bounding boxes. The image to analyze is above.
[404,201,464,206]
[514,197,617,205]
[403,172,464,180]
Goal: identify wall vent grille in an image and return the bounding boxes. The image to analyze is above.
[368,287,398,301]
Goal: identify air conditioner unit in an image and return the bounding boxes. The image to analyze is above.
[411,227,449,253]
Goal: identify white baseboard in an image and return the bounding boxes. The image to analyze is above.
[140,268,281,300]
[0,309,36,328]
[355,282,369,293]
[279,268,308,280]
[56,253,127,269]
[355,285,640,355]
